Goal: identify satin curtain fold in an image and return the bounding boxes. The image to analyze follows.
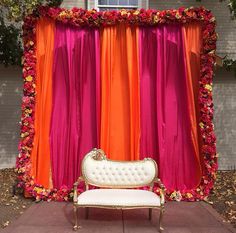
[50,23,100,189]
[100,24,140,161]
[139,28,159,162]
[139,25,201,190]
[31,18,55,188]
[183,23,203,169]
[31,19,203,191]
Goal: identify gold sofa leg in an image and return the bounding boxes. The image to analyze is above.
[73,205,80,231]
[158,206,164,232]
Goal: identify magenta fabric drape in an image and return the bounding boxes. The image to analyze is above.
[139,25,201,191]
[50,23,100,189]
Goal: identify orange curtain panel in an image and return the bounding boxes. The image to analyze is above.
[100,24,140,161]
[31,18,55,188]
[183,23,203,184]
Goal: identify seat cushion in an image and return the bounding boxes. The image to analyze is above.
[77,189,160,207]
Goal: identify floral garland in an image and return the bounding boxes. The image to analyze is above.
[16,6,217,202]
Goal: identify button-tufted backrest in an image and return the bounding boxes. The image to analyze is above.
[81,149,157,188]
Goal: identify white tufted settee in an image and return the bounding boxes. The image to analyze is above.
[73,148,165,232]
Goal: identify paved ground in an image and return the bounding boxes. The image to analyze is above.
[0,201,235,233]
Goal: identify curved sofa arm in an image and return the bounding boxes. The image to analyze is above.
[73,176,85,204]
[153,178,166,206]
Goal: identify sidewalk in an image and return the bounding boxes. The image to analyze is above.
[1,201,235,233]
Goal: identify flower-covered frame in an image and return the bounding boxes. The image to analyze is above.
[17,6,217,201]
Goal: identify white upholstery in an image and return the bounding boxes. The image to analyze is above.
[77,189,161,207]
[82,150,157,188]
[73,149,165,231]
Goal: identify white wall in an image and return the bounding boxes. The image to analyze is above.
[213,68,236,170]
[0,65,22,169]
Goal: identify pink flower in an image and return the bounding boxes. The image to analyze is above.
[17,6,217,202]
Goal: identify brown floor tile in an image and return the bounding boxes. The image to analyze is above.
[123,202,234,233]
[162,202,223,227]
[1,201,235,233]
[190,227,236,233]
[1,225,75,233]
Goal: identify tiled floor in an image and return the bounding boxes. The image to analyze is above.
[1,201,235,233]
